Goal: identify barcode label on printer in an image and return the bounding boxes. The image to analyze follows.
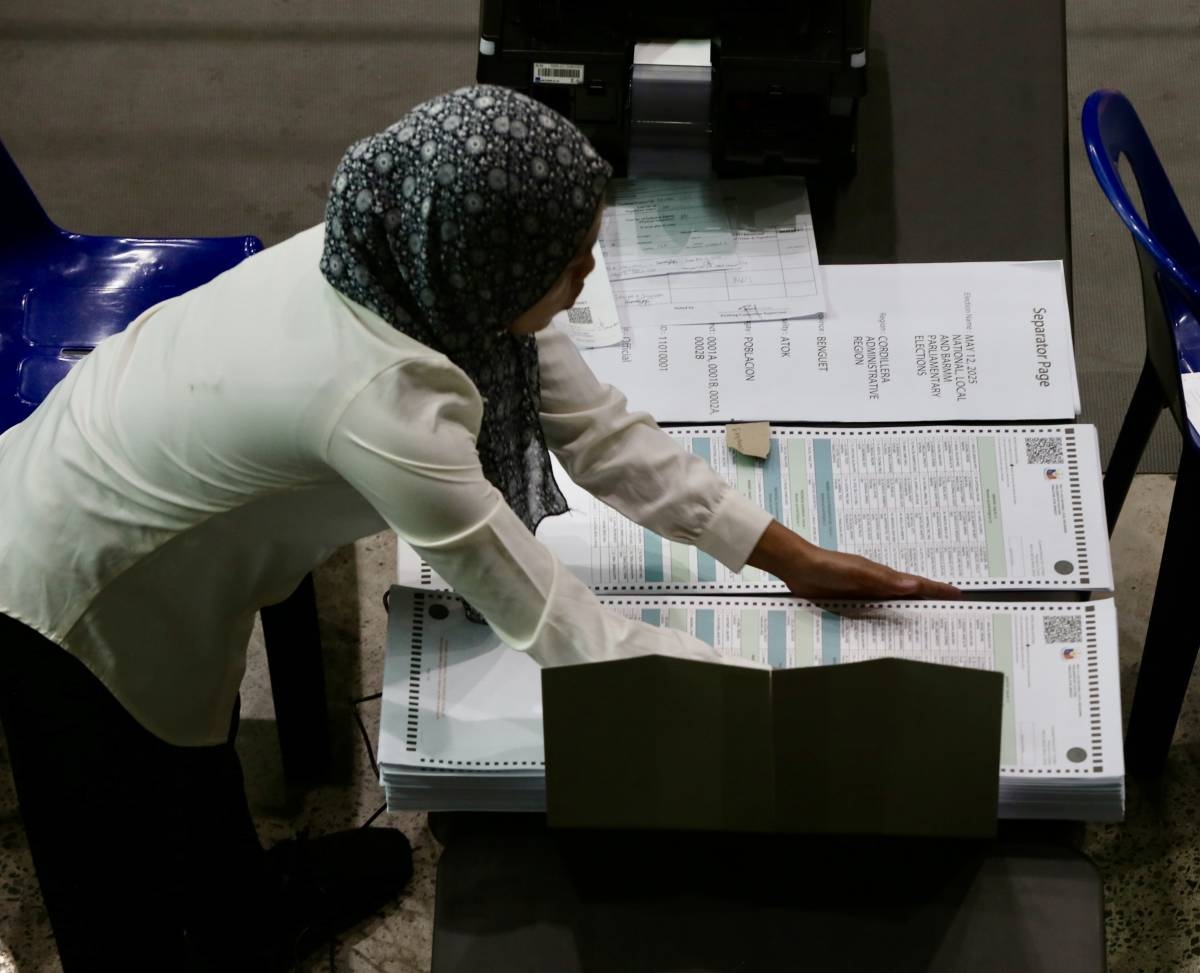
[533,62,585,85]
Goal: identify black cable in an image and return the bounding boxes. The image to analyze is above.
[361,802,387,829]
[351,692,381,779]
[351,692,388,832]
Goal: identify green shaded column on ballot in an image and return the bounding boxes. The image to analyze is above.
[813,438,839,551]
[786,439,815,543]
[975,436,1008,578]
[992,614,1018,766]
[643,529,664,582]
[794,608,816,667]
[688,437,719,582]
[820,611,842,665]
[740,609,760,661]
[767,610,787,667]
[734,452,763,582]
[669,540,691,583]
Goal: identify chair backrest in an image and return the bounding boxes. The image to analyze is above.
[1081,89,1200,451]
[0,138,263,432]
[0,139,56,248]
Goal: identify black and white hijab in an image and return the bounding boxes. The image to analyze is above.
[321,84,612,536]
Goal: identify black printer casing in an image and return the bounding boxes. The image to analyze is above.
[475,0,871,177]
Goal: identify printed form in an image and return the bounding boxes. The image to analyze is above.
[599,177,826,324]
[397,424,1113,592]
[599,180,736,279]
[579,260,1081,422]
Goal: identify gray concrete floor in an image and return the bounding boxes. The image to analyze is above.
[1082,474,1200,972]
[1,473,1194,972]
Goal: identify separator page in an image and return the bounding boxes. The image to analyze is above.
[580,260,1079,422]
[398,424,1113,592]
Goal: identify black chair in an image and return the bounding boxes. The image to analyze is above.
[1081,90,1200,775]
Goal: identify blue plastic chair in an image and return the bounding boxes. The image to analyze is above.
[0,141,263,428]
[0,139,329,782]
[1082,89,1200,775]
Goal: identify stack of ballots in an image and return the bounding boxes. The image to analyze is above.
[377,589,545,812]
[379,587,1125,823]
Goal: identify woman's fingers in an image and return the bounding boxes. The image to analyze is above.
[796,550,962,601]
[885,570,962,600]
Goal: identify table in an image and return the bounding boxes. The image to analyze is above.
[433,823,1104,973]
[432,1,1097,969]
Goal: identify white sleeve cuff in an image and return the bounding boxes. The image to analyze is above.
[694,488,774,573]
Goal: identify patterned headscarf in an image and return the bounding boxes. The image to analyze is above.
[321,84,612,535]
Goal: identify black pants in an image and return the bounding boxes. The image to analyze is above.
[0,613,283,971]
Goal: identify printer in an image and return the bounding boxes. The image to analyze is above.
[475,0,871,178]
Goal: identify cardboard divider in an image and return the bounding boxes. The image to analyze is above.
[543,656,1003,838]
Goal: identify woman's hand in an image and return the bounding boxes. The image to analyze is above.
[746,521,961,601]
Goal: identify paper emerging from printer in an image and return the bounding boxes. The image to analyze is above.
[600,177,826,325]
[599,180,736,280]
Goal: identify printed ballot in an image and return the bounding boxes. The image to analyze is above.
[378,588,1124,822]
[398,424,1113,593]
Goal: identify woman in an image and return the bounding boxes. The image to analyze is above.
[0,85,956,970]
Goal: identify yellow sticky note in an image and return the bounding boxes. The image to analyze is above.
[726,422,771,459]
